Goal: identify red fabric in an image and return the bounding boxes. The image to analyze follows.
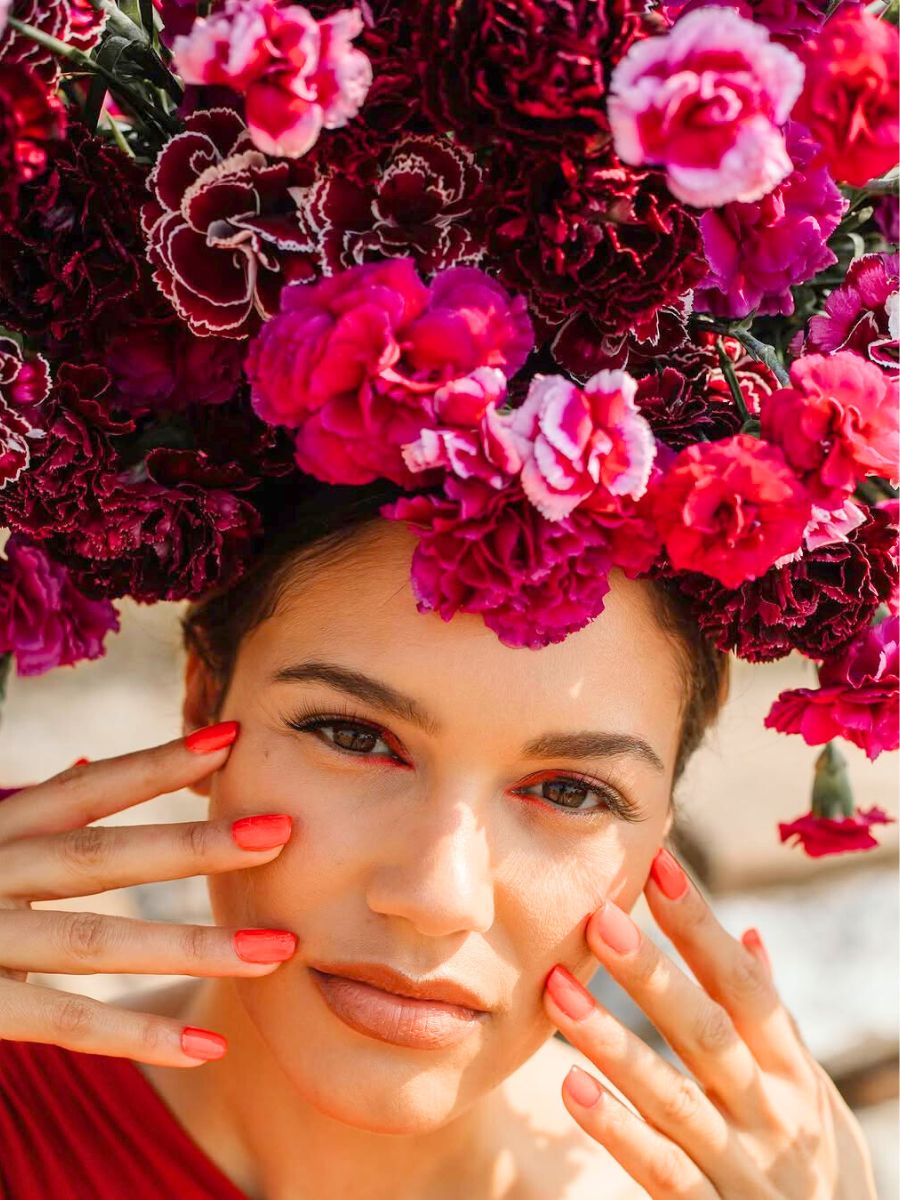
[0,1038,249,1198]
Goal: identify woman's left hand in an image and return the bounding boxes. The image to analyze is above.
[542,848,877,1199]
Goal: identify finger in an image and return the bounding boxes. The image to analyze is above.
[544,966,764,1188]
[561,1065,718,1200]
[0,814,293,901]
[644,848,814,1081]
[0,910,298,977]
[584,896,768,1126]
[0,976,229,1068]
[0,722,240,843]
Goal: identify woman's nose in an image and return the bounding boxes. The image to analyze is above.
[365,795,495,937]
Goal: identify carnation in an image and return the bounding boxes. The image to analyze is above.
[0,336,48,487]
[791,7,899,188]
[765,615,899,761]
[659,0,827,44]
[778,807,895,858]
[760,352,899,509]
[804,253,899,377]
[0,0,105,86]
[694,123,846,319]
[172,0,372,159]
[608,8,804,208]
[0,63,66,226]
[650,434,811,589]
[0,533,119,675]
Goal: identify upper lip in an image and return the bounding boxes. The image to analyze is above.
[309,960,490,1013]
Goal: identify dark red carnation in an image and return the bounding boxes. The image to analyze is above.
[0,335,49,487]
[0,63,66,226]
[414,0,655,155]
[482,148,706,373]
[667,506,899,662]
[143,109,315,338]
[0,0,70,86]
[0,122,148,346]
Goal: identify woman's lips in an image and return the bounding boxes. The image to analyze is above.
[309,967,487,1049]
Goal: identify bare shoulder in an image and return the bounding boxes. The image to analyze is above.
[501,1035,647,1200]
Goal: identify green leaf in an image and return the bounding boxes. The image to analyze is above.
[0,652,11,713]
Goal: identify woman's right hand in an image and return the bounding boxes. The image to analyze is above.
[0,722,297,1067]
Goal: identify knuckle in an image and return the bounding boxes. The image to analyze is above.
[61,911,108,962]
[58,826,110,873]
[647,1143,694,1194]
[51,994,96,1042]
[182,821,211,860]
[179,923,212,963]
[659,1075,705,1126]
[135,1018,166,1055]
[626,946,660,988]
[693,1003,736,1055]
[727,950,770,1001]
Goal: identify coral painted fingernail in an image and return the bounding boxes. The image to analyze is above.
[181,1027,228,1061]
[185,721,240,754]
[231,814,293,850]
[741,927,772,974]
[546,965,596,1021]
[650,847,690,901]
[72,757,90,767]
[233,929,298,963]
[590,900,641,955]
[565,1066,602,1109]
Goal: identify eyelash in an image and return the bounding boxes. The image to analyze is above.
[283,702,642,824]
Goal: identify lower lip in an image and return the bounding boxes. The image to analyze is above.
[309,968,487,1050]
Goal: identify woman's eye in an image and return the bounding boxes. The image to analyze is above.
[516,777,619,815]
[289,716,400,760]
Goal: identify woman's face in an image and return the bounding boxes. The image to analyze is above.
[198,519,684,1134]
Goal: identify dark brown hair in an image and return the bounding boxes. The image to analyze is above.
[182,475,729,788]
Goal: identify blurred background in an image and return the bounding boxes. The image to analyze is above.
[0,598,897,1195]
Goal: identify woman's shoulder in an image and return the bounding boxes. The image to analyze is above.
[500,1035,647,1200]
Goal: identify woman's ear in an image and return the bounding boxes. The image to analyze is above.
[182,648,222,797]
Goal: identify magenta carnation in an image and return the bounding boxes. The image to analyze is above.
[805,253,899,377]
[246,257,533,487]
[172,0,372,159]
[778,806,895,858]
[660,0,827,44]
[608,7,804,208]
[0,533,119,675]
[651,434,811,589]
[765,615,899,761]
[760,352,899,510]
[695,123,846,319]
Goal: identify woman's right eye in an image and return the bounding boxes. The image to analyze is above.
[287,714,402,762]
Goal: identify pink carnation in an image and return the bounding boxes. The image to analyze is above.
[380,474,660,650]
[765,615,899,761]
[805,253,899,377]
[695,123,845,319]
[760,352,899,510]
[172,0,372,159]
[0,336,48,488]
[778,806,895,858]
[245,257,533,487]
[608,7,804,208]
[651,433,811,588]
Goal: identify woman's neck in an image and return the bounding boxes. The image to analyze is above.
[141,978,515,1200]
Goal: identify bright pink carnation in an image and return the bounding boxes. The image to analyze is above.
[172,0,372,159]
[765,615,899,761]
[778,806,895,857]
[652,434,811,588]
[246,257,533,487]
[760,352,899,509]
[695,123,845,319]
[608,7,804,208]
[805,253,899,377]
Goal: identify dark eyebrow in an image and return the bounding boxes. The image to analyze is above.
[271,660,665,774]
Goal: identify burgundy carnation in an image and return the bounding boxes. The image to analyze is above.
[0,335,48,487]
[669,505,899,662]
[0,0,70,86]
[414,0,654,155]
[483,148,706,373]
[0,62,66,226]
[0,533,119,675]
[143,109,315,338]
[0,122,148,346]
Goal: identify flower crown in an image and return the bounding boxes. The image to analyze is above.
[0,0,897,858]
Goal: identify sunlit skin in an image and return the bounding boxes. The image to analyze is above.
[132,518,684,1199]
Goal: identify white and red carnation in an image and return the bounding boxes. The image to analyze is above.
[760,352,899,509]
[608,7,804,208]
[0,0,105,86]
[805,253,899,377]
[0,336,47,488]
[172,0,372,159]
[142,109,315,337]
[652,434,811,588]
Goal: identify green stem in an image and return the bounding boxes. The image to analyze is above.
[730,329,791,387]
[88,0,182,100]
[715,337,752,424]
[104,111,135,156]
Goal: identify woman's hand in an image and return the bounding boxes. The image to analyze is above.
[543,848,878,1199]
[0,723,298,1067]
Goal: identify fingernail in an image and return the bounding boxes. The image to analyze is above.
[231,813,293,851]
[545,965,596,1021]
[650,847,690,901]
[564,1065,602,1109]
[72,757,90,767]
[185,721,240,754]
[181,1026,228,1061]
[741,927,772,975]
[590,900,641,955]
[234,929,298,963]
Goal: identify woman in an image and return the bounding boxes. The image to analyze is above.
[0,481,879,1198]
